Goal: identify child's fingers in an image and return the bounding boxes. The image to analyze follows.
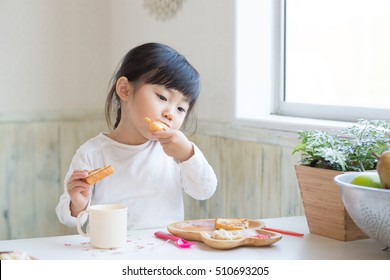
[151,129,176,138]
[67,171,91,192]
[70,170,89,180]
[67,181,90,194]
[68,171,89,185]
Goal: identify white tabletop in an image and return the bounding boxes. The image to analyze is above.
[0,216,389,260]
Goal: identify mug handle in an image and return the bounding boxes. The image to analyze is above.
[76,209,89,237]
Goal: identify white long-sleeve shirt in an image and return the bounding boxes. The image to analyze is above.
[56,133,217,230]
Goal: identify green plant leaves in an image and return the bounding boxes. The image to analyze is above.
[293,119,390,171]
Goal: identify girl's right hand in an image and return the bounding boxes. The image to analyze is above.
[67,170,91,217]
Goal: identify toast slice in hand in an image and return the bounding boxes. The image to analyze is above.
[144,117,169,132]
[83,165,114,185]
[215,218,249,230]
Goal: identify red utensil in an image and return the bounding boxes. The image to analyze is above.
[154,231,196,248]
[263,227,304,237]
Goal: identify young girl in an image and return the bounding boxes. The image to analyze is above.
[56,42,217,230]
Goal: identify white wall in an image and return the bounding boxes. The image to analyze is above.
[0,0,112,115]
[0,0,235,123]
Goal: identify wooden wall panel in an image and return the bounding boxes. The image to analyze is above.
[0,123,61,239]
[0,118,107,239]
[280,146,305,216]
[0,124,19,239]
[185,134,304,221]
[260,144,282,218]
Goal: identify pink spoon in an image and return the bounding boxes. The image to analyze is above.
[154,231,196,248]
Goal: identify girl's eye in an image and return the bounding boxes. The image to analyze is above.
[157,94,167,101]
[178,107,186,113]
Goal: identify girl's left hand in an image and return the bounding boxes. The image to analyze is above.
[153,129,194,162]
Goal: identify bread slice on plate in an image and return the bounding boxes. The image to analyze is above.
[215,218,249,230]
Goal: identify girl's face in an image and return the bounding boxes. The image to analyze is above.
[120,82,190,143]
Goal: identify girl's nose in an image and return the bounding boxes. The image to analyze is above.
[163,112,173,121]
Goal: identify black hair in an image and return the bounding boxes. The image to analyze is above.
[105,42,200,130]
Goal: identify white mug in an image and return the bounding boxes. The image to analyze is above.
[76,204,128,249]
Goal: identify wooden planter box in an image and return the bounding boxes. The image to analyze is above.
[295,164,367,241]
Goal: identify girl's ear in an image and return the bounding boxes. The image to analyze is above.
[116,76,132,101]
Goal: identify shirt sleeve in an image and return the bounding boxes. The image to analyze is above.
[179,143,217,200]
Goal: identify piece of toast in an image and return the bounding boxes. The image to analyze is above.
[215,218,249,230]
[83,165,114,185]
[144,117,169,132]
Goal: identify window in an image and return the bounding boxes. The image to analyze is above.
[236,0,390,123]
[279,0,390,122]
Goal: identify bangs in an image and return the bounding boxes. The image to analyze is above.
[142,65,200,103]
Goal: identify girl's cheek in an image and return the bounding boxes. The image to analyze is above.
[174,117,186,130]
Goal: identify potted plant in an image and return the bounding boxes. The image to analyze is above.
[293,119,390,241]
